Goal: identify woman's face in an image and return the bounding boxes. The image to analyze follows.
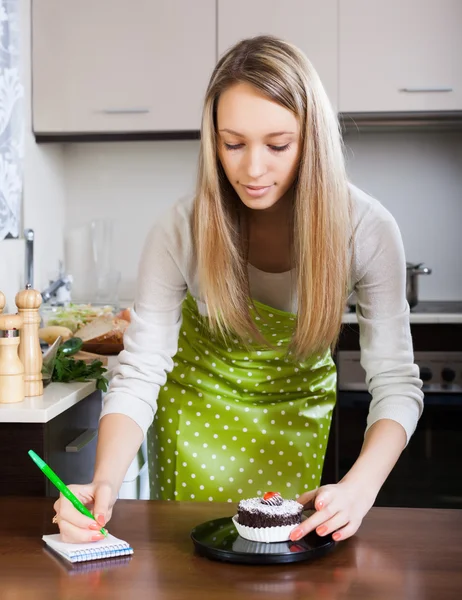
[216,82,301,212]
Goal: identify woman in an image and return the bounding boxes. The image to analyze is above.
[54,35,423,544]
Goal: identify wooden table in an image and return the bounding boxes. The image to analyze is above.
[1,498,461,600]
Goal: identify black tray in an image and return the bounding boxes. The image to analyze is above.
[191,516,336,565]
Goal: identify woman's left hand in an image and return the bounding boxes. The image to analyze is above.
[290,480,377,542]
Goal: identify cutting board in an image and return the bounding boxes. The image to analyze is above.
[73,350,109,366]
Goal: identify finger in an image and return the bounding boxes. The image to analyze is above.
[297,487,334,512]
[58,486,97,529]
[92,483,115,527]
[59,484,95,513]
[58,503,101,530]
[53,498,60,514]
[57,496,99,529]
[290,503,340,541]
[315,511,349,537]
[59,519,106,544]
[311,487,334,512]
[296,488,319,508]
[67,483,95,505]
[331,521,360,542]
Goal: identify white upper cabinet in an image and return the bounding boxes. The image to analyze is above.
[339,0,462,113]
[32,0,216,134]
[217,0,338,110]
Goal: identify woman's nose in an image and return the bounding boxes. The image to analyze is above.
[245,148,267,180]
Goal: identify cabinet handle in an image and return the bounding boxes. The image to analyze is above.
[100,108,151,114]
[399,87,453,93]
[65,429,97,453]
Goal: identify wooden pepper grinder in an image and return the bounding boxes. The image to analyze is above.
[15,285,43,397]
[0,291,5,313]
[0,312,25,404]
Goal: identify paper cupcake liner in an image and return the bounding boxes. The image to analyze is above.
[232,515,298,543]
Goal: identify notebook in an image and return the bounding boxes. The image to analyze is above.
[42,533,134,563]
[45,548,133,574]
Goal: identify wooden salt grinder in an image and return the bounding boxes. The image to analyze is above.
[15,285,43,397]
[0,312,24,404]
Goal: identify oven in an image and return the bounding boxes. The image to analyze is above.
[332,303,462,510]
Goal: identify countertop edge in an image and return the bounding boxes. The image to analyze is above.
[0,359,119,424]
[0,379,98,423]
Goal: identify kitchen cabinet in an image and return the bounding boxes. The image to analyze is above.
[217,0,338,110]
[32,0,216,136]
[339,0,462,113]
[0,390,101,497]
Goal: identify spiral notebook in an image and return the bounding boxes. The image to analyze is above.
[42,533,134,563]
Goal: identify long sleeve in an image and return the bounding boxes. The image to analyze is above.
[100,200,191,437]
[351,186,424,444]
[100,186,424,445]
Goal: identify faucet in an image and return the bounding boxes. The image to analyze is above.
[41,262,73,304]
[24,229,72,304]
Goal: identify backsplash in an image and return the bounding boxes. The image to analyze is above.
[63,140,199,302]
[63,131,462,302]
[343,130,462,300]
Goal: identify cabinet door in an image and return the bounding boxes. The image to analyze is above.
[218,0,338,110]
[45,391,102,497]
[32,0,216,133]
[0,391,101,497]
[339,0,462,112]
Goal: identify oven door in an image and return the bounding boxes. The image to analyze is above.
[337,390,462,509]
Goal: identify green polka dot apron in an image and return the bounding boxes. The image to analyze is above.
[147,293,336,502]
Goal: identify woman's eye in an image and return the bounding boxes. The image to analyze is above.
[224,143,243,150]
[223,142,291,152]
[269,144,291,153]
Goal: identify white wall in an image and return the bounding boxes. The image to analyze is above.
[63,141,199,302]
[343,130,462,300]
[0,0,65,313]
[64,131,462,302]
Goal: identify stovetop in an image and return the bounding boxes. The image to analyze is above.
[410,301,462,314]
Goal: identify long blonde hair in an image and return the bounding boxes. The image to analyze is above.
[193,35,352,359]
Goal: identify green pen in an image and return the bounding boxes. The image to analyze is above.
[28,449,107,537]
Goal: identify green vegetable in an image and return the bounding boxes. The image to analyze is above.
[52,346,108,392]
[60,337,83,356]
[46,304,114,333]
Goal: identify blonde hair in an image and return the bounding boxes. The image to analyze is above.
[193,35,352,359]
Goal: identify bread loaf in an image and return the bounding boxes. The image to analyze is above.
[75,316,128,344]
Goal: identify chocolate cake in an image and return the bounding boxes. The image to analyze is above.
[236,492,303,529]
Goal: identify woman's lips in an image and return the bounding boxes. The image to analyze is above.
[243,184,274,198]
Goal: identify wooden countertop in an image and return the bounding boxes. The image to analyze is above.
[1,498,461,600]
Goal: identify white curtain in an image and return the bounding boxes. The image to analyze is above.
[0,0,24,241]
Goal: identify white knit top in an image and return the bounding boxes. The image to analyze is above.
[101,184,424,444]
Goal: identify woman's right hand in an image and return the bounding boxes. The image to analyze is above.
[53,480,118,543]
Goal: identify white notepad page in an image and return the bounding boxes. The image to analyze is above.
[42,533,134,563]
